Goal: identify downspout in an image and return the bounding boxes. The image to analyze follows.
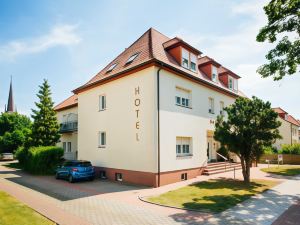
[157,64,163,187]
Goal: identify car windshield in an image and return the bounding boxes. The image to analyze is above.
[74,162,92,167]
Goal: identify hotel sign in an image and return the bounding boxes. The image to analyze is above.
[135,86,141,141]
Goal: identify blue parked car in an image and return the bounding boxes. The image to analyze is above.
[55,160,95,183]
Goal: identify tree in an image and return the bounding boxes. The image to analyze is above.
[0,112,32,153]
[256,0,300,80]
[31,79,60,146]
[214,97,281,183]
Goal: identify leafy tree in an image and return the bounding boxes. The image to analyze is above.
[256,0,300,80]
[31,79,60,146]
[214,97,281,183]
[0,112,32,153]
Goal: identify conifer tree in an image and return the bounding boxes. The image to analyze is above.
[31,79,60,146]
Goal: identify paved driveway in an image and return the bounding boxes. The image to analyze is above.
[0,162,299,225]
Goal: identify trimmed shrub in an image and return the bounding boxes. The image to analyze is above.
[15,146,29,165]
[263,146,278,155]
[280,144,300,155]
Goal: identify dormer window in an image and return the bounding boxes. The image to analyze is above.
[229,77,233,90]
[182,48,189,69]
[181,48,197,72]
[106,63,117,73]
[212,66,218,82]
[228,76,238,91]
[126,53,139,64]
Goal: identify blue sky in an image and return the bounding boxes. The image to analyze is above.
[0,0,299,118]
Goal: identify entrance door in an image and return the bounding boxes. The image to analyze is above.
[207,138,213,161]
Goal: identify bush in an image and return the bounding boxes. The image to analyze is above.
[15,146,29,165]
[280,144,300,155]
[16,146,63,174]
[263,146,278,154]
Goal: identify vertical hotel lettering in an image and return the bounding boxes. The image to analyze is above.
[135,86,141,141]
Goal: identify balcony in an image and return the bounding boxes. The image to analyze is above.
[60,121,78,133]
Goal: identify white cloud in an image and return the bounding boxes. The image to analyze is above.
[0,24,81,61]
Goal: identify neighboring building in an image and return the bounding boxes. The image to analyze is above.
[5,77,16,113]
[54,95,78,160]
[55,28,245,187]
[273,107,300,149]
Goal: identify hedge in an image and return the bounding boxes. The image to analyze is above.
[280,144,300,155]
[16,146,64,174]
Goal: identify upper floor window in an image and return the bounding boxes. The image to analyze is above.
[126,53,139,64]
[99,95,106,111]
[98,131,106,148]
[106,63,117,73]
[176,137,192,157]
[181,48,197,72]
[182,49,189,69]
[228,76,238,91]
[212,66,218,82]
[220,101,225,115]
[175,87,191,108]
[209,97,214,114]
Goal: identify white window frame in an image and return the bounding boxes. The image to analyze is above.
[220,101,225,115]
[67,142,72,152]
[175,87,191,108]
[182,48,189,69]
[212,66,218,82]
[98,131,106,148]
[176,137,192,157]
[209,97,215,114]
[99,95,106,111]
[190,53,197,72]
[63,142,67,152]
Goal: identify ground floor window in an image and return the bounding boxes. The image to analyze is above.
[67,142,72,152]
[181,173,187,180]
[176,137,192,156]
[98,131,106,148]
[115,173,123,181]
[63,142,67,152]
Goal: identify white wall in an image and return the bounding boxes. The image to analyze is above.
[273,117,292,149]
[77,67,158,173]
[159,69,236,172]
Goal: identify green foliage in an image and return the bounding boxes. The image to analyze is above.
[263,145,278,154]
[280,143,300,154]
[31,79,60,147]
[217,145,229,161]
[0,113,32,153]
[214,96,281,182]
[18,146,63,174]
[256,0,300,80]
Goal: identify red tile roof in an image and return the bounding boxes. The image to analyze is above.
[218,66,241,79]
[73,28,243,97]
[54,94,78,111]
[198,56,221,67]
[273,107,300,126]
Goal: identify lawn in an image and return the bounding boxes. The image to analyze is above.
[261,165,300,176]
[0,191,55,225]
[147,179,279,213]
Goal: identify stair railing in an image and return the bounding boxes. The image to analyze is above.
[216,152,231,171]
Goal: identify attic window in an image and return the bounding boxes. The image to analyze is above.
[106,63,117,73]
[126,53,139,64]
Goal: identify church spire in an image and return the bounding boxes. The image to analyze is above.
[6,76,15,113]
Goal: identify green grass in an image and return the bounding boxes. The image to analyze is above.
[0,191,55,225]
[147,179,278,213]
[261,165,300,176]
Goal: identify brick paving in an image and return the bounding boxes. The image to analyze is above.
[271,199,300,225]
[0,162,299,225]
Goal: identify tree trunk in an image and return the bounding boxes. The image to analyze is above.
[240,156,251,183]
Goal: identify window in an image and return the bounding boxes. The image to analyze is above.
[234,79,238,91]
[228,77,233,90]
[220,101,224,115]
[190,54,197,72]
[63,142,67,152]
[99,95,106,111]
[115,173,123,181]
[175,87,191,108]
[212,66,218,82]
[98,132,106,148]
[181,173,187,180]
[126,53,139,64]
[176,137,192,157]
[99,171,107,179]
[182,48,197,72]
[182,48,189,69]
[106,63,117,73]
[209,98,214,114]
[67,142,72,152]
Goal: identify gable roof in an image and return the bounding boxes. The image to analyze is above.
[54,94,78,111]
[273,107,288,114]
[198,56,221,67]
[273,107,300,127]
[73,28,243,97]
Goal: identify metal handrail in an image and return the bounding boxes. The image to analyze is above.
[216,152,231,171]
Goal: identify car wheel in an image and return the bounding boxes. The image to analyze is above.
[55,173,60,179]
[68,175,74,183]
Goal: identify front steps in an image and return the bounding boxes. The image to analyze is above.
[203,162,242,175]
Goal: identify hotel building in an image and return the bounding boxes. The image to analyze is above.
[55,28,245,187]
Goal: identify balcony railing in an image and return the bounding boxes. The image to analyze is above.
[60,121,78,133]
